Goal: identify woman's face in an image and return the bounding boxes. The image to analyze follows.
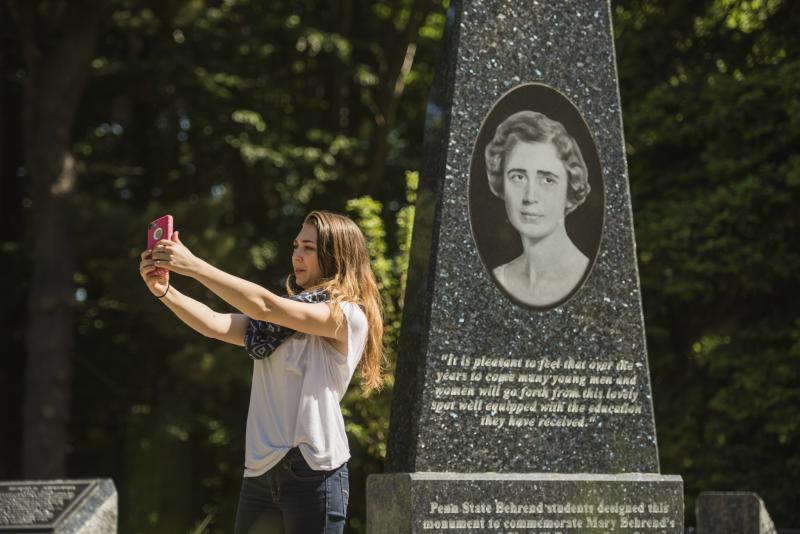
[503,140,570,241]
[292,223,323,288]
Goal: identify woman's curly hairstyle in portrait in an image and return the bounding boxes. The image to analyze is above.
[485,110,590,214]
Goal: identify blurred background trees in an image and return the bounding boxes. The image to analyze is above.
[615,0,800,522]
[0,0,797,531]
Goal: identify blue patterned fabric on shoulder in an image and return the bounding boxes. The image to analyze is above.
[244,288,329,360]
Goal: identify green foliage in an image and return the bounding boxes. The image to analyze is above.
[2,0,443,531]
[614,0,800,525]
[346,170,418,352]
[2,0,798,530]
[334,175,416,532]
[340,175,418,495]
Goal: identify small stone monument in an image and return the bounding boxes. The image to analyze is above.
[367,0,684,531]
[696,492,777,534]
[0,479,117,533]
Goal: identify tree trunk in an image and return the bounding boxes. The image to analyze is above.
[19,1,100,478]
[367,0,436,183]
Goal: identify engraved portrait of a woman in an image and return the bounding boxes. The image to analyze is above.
[484,110,591,307]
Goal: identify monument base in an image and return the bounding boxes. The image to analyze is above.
[367,473,683,533]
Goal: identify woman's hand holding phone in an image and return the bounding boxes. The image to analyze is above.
[139,249,170,297]
[150,231,200,277]
[142,214,177,298]
[141,213,201,298]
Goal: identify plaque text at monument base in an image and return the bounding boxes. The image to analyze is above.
[368,474,683,534]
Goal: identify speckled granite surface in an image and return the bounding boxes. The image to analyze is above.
[696,492,777,534]
[372,1,684,531]
[386,0,660,475]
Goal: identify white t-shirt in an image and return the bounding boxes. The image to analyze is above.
[243,301,368,476]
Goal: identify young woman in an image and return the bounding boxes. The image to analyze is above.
[138,210,385,534]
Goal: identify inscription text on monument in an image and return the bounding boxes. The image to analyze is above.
[429,354,643,430]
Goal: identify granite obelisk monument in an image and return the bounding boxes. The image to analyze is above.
[367,1,684,532]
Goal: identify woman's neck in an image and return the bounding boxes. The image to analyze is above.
[518,224,573,277]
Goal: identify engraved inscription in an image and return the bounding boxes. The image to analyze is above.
[429,354,643,429]
[0,482,94,528]
[422,499,677,532]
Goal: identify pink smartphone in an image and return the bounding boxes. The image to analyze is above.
[147,214,173,277]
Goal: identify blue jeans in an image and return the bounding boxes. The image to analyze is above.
[234,448,349,534]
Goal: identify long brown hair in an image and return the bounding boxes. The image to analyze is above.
[286,210,386,391]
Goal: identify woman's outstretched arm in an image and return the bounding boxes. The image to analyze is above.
[159,287,248,346]
[140,249,247,346]
[150,233,346,342]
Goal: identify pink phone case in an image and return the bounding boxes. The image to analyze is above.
[147,215,173,277]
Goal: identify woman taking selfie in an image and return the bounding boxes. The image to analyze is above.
[138,210,385,534]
